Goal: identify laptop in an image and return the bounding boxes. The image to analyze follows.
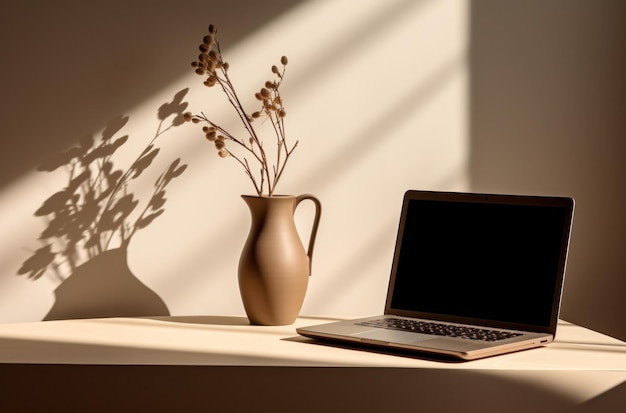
[297,190,575,361]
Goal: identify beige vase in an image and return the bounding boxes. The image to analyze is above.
[238,194,322,325]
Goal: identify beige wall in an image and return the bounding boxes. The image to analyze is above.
[1,0,623,341]
[0,1,469,322]
[470,0,626,340]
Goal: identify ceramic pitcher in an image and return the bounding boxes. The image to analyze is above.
[238,194,321,325]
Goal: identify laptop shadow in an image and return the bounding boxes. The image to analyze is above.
[283,335,466,364]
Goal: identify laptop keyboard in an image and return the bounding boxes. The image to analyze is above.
[357,318,523,342]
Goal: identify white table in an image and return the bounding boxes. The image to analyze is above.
[0,316,624,412]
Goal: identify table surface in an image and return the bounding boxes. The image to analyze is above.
[0,315,625,410]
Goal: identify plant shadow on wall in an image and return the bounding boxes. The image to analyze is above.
[16,89,190,321]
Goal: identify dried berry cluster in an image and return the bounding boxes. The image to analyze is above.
[185,24,297,197]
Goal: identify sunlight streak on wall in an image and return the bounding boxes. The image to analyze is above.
[139,0,469,317]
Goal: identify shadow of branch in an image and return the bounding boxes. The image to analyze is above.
[16,88,191,321]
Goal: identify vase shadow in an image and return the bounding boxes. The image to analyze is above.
[44,248,169,320]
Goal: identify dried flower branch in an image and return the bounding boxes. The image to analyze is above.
[184,24,297,196]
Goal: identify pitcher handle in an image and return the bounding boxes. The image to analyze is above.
[295,194,322,276]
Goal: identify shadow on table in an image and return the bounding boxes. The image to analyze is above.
[142,315,352,327]
[144,315,251,326]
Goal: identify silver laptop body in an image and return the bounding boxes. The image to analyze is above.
[297,190,575,361]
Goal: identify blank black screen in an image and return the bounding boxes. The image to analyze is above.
[389,199,569,328]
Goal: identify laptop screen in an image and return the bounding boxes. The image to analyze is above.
[386,191,574,332]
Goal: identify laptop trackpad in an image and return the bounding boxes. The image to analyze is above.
[352,329,433,344]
